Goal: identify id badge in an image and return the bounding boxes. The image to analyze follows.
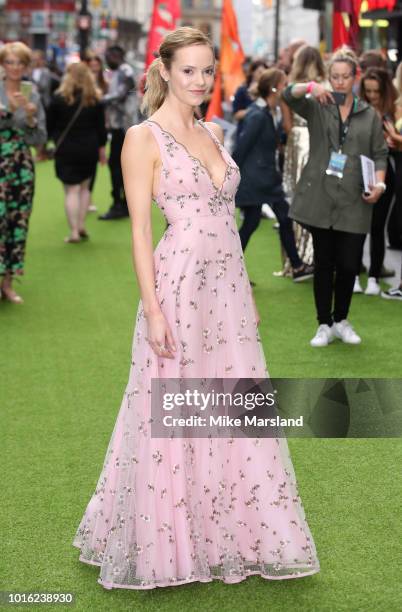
[326,152,348,179]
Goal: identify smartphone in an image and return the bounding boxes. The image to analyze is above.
[20,81,33,100]
[329,91,347,106]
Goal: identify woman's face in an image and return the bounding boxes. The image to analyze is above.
[329,61,355,95]
[2,52,27,83]
[88,58,101,76]
[252,65,266,84]
[363,78,381,109]
[162,44,215,108]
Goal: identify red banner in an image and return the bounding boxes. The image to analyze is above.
[145,0,181,70]
[366,0,396,10]
[333,0,362,50]
[6,1,75,10]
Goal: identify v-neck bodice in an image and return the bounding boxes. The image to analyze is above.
[144,119,240,223]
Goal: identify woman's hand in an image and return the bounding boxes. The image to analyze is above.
[9,92,37,117]
[362,185,384,204]
[384,120,397,139]
[384,120,402,145]
[146,311,177,359]
[25,102,37,118]
[311,83,334,105]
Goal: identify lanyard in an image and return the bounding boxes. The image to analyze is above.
[337,97,357,153]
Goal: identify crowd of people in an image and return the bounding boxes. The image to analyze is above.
[0,38,401,342]
[230,42,402,346]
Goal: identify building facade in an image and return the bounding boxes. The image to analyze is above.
[181,0,222,46]
[233,0,320,60]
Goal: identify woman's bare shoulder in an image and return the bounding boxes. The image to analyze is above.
[123,122,159,160]
[204,120,224,144]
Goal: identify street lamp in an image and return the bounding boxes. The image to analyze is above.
[274,0,281,62]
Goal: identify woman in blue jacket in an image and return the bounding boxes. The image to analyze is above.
[232,68,313,282]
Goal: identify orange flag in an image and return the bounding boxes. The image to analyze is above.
[206,0,245,120]
[220,0,246,100]
[205,69,223,121]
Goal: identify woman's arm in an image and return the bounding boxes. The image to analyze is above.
[233,109,248,121]
[232,110,265,167]
[384,119,402,144]
[232,86,249,122]
[121,125,176,359]
[6,89,47,145]
[282,82,333,121]
[362,113,388,204]
[280,100,293,134]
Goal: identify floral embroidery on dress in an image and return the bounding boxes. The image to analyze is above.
[72,117,320,590]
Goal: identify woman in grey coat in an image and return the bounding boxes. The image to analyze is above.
[282,50,388,347]
[0,42,47,304]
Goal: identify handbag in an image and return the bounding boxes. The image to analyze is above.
[50,100,84,157]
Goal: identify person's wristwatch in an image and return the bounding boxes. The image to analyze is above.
[374,181,386,193]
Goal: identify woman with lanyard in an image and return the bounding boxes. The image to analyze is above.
[282,50,388,347]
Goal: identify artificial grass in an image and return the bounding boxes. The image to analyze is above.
[1,160,401,611]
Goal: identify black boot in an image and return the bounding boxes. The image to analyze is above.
[98,202,129,220]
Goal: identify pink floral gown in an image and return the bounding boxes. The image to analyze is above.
[73,119,320,589]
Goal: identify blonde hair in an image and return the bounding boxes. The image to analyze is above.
[141,26,214,117]
[328,48,359,77]
[0,41,32,67]
[289,44,326,83]
[56,62,101,106]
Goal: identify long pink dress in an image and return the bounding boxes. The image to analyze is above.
[73,119,320,589]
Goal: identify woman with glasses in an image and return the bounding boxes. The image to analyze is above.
[0,42,47,304]
[282,50,388,347]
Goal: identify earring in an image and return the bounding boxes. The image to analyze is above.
[271,87,277,93]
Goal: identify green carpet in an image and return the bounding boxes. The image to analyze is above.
[1,161,401,611]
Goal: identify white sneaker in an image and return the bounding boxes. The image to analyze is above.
[310,324,334,347]
[261,203,276,219]
[333,320,361,344]
[353,276,363,294]
[365,277,381,296]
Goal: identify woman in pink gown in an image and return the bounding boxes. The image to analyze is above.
[73,27,320,590]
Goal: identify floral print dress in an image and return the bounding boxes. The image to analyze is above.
[0,82,46,277]
[73,119,320,589]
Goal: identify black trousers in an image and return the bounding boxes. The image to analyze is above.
[387,152,402,249]
[238,201,302,268]
[369,161,395,278]
[311,226,365,326]
[109,129,127,209]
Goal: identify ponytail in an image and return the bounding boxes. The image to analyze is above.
[141,58,168,117]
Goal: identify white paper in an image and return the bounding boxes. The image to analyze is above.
[360,155,376,193]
